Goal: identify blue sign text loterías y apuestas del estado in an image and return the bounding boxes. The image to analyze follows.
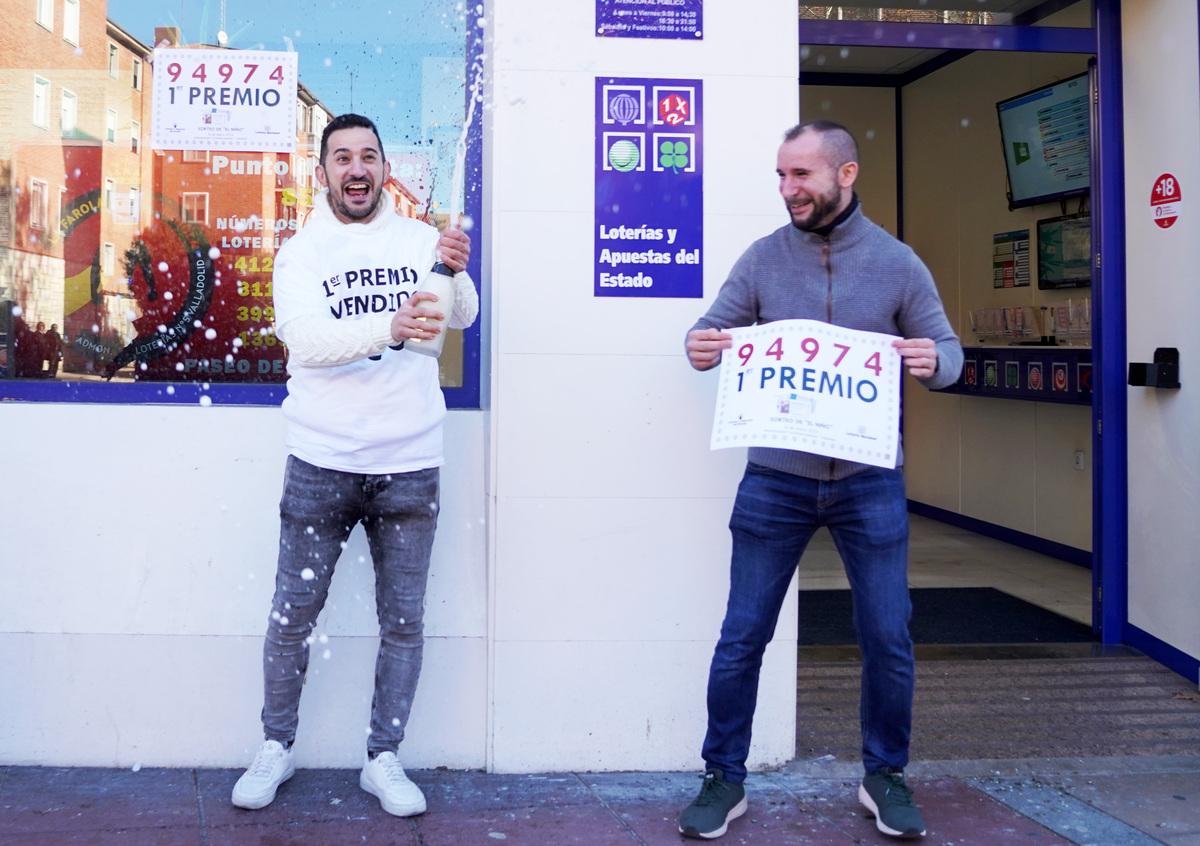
[594,77,702,298]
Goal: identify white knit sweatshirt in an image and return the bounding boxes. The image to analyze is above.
[272,190,479,474]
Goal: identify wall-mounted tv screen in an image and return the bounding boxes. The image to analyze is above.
[1036,212,1091,290]
[996,72,1091,209]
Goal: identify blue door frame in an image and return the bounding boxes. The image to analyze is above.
[799,1,1129,648]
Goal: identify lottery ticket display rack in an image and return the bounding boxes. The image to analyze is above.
[938,345,1092,406]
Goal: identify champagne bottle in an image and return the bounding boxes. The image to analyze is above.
[404,261,455,358]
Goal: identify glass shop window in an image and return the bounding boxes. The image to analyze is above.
[0,0,483,406]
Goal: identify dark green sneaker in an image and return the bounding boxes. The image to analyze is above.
[859,767,926,839]
[678,768,748,839]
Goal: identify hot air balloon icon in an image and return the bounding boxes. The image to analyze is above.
[608,92,640,125]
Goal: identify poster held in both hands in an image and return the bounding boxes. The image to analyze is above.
[710,319,902,470]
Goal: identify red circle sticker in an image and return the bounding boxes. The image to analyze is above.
[1151,173,1182,229]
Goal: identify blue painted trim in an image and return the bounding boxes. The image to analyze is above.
[1092,0,1127,645]
[906,500,1093,569]
[455,0,486,411]
[799,19,1095,53]
[1124,623,1199,685]
[0,381,286,406]
[895,87,904,243]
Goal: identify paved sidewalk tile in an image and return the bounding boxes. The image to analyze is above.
[969,776,1165,846]
[10,763,1200,846]
[0,767,200,837]
[771,774,1076,845]
[208,818,420,846]
[1,830,204,845]
[202,768,628,845]
[414,770,635,846]
[416,805,632,846]
[587,771,860,845]
[200,767,381,827]
[419,770,600,813]
[1043,771,1200,845]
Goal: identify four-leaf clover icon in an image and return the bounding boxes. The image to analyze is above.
[659,140,689,172]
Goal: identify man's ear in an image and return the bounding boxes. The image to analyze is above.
[838,161,858,190]
[315,164,328,188]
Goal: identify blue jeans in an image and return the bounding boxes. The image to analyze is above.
[261,456,439,758]
[701,462,913,782]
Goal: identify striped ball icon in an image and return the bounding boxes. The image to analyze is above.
[608,140,640,172]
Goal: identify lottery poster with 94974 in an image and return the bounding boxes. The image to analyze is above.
[92,47,303,384]
[710,319,902,469]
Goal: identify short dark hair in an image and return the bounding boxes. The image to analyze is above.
[783,119,859,168]
[319,113,386,166]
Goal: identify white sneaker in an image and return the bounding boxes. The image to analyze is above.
[360,751,426,816]
[231,740,295,809]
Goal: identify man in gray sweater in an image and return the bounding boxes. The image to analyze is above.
[679,120,962,841]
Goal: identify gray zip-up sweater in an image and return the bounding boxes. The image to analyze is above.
[691,204,963,480]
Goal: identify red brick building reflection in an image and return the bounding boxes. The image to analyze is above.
[0,2,153,378]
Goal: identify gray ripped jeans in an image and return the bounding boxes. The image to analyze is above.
[261,455,439,758]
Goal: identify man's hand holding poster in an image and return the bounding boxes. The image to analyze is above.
[710,319,902,469]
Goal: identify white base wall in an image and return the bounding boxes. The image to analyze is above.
[0,404,488,768]
[0,633,486,769]
[490,635,797,774]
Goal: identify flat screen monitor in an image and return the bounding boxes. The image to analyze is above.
[1036,212,1091,290]
[996,72,1091,209]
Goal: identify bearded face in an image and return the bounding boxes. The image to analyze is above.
[776,131,855,232]
[316,126,390,224]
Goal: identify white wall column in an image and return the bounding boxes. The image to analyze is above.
[1121,0,1200,662]
[486,0,801,772]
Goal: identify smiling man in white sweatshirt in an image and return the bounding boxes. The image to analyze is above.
[231,113,478,818]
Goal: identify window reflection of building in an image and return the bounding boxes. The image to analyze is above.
[61,89,78,135]
[35,0,53,31]
[1,2,155,379]
[32,77,50,128]
[63,0,81,46]
[30,180,48,230]
[181,192,208,224]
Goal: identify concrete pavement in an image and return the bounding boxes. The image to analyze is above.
[4,753,1200,844]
